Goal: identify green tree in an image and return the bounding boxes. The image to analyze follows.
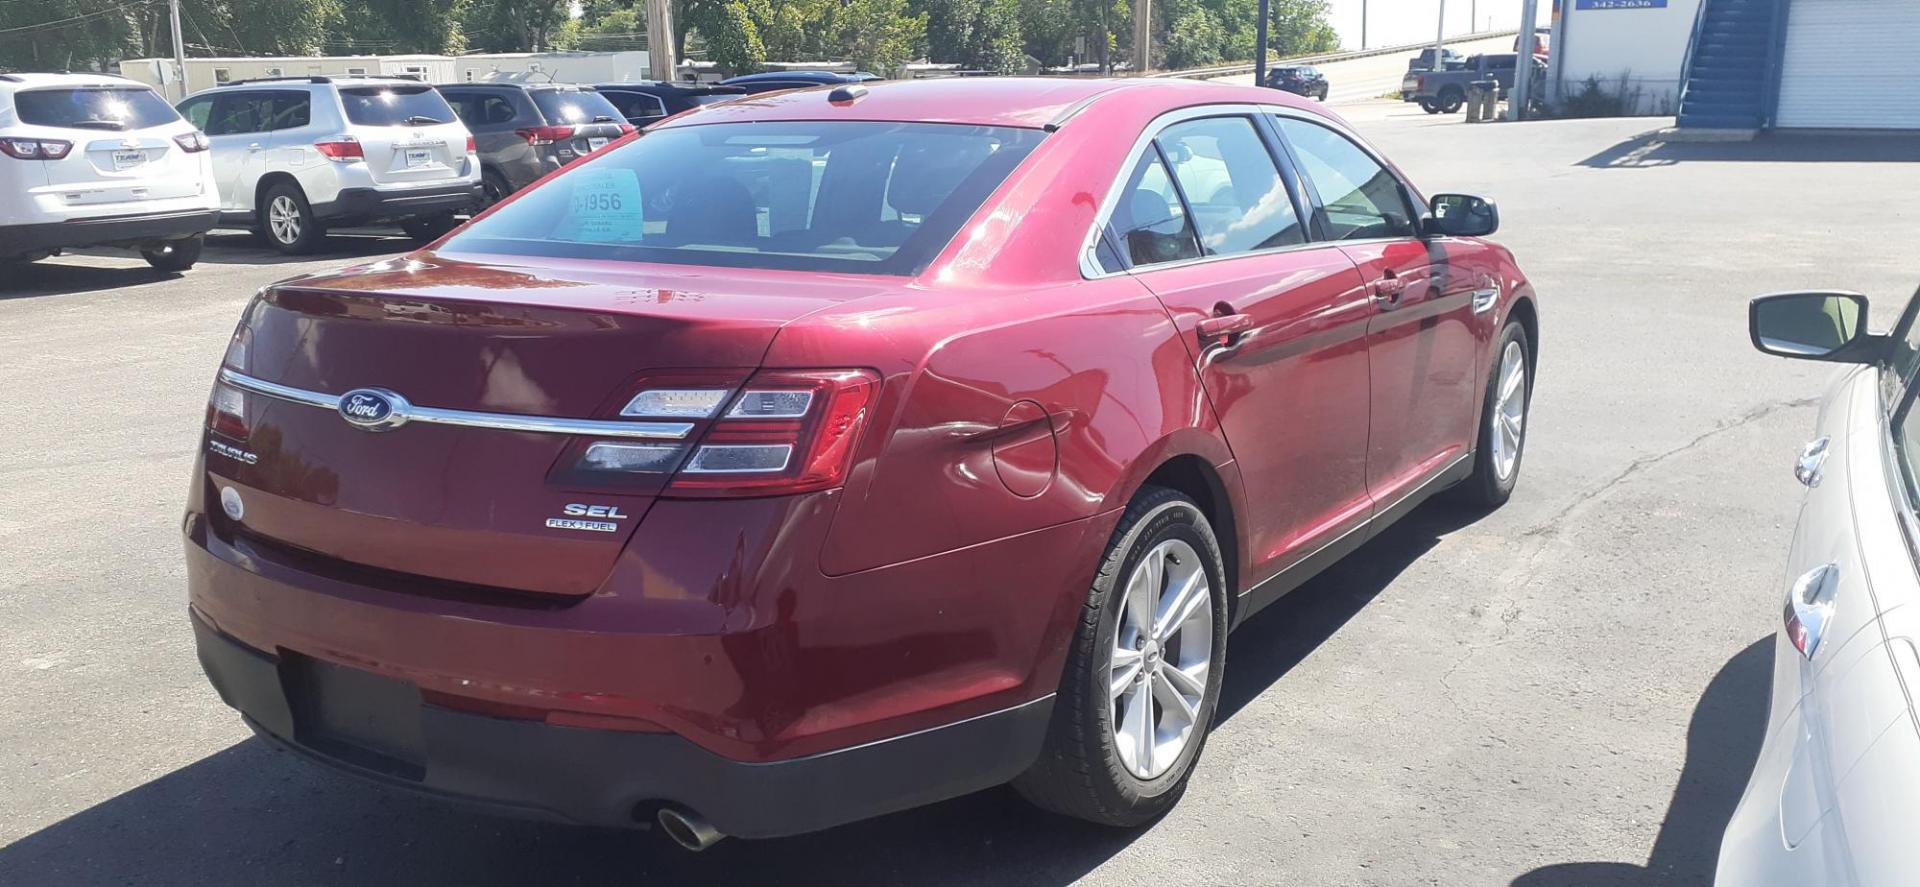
[921,0,1023,72]
[328,0,466,54]
[460,0,572,51]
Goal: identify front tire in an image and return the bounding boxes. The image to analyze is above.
[141,235,203,271]
[1014,486,1229,827]
[262,183,323,255]
[1419,98,1442,114]
[1453,320,1532,508]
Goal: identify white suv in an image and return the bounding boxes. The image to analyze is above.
[0,73,219,270]
[177,77,481,254]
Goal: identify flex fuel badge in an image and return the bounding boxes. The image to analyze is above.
[545,503,629,534]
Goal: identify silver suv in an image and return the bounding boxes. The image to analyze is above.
[0,72,218,270]
[177,76,480,254]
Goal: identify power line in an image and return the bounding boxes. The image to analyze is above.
[0,1,156,35]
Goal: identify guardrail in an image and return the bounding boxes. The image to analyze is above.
[1153,29,1522,80]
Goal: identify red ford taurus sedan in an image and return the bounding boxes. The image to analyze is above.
[185,77,1537,848]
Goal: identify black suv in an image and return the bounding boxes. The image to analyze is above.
[594,82,747,128]
[1262,66,1329,101]
[436,82,630,207]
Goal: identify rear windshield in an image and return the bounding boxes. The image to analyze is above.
[338,85,457,126]
[439,121,1043,276]
[690,93,741,107]
[531,89,623,125]
[13,87,180,130]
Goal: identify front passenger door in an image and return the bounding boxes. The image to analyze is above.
[1114,114,1374,587]
[200,91,273,214]
[1273,115,1482,509]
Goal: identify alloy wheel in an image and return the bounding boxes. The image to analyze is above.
[1111,538,1213,780]
[268,195,302,245]
[1491,339,1528,482]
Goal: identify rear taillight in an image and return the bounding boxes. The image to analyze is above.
[173,131,210,153]
[0,137,72,160]
[314,137,364,162]
[465,135,477,154]
[667,370,880,497]
[208,383,248,439]
[568,369,880,497]
[516,125,576,146]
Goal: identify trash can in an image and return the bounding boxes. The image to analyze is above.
[1466,79,1498,123]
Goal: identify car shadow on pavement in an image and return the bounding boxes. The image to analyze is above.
[1580,131,1920,169]
[0,499,1488,887]
[0,263,184,300]
[1217,499,1487,723]
[1509,636,1773,887]
[193,231,413,265]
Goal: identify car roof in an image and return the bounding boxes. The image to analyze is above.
[721,71,871,85]
[655,76,1311,131]
[0,72,152,92]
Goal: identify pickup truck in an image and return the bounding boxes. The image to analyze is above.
[1406,47,1465,72]
[1400,53,1545,114]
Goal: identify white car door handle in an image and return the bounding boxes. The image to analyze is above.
[1796,436,1830,487]
[1785,563,1840,659]
[247,143,263,152]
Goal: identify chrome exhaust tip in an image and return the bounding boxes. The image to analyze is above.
[656,806,725,852]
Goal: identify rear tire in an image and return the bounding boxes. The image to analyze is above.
[1013,486,1228,827]
[262,182,323,255]
[479,169,511,211]
[1436,88,1466,114]
[141,235,203,271]
[401,213,457,244]
[1452,320,1532,509]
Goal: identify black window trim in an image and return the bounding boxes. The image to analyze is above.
[1264,110,1424,245]
[1077,102,1411,281]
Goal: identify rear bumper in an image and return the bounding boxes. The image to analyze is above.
[193,610,1053,837]
[312,183,483,223]
[1,208,217,257]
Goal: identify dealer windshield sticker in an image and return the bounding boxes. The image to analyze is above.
[555,167,645,243]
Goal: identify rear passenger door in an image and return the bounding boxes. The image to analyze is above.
[1108,110,1374,587]
[198,90,273,212]
[1271,113,1482,509]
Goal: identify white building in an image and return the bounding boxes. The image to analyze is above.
[120,55,456,100]
[118,50,653,101]
[1546,0,1705,116]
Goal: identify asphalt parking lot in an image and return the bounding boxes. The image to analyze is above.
[4,104,1920,886]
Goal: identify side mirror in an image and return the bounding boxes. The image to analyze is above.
[1424,193,1499,237]
[1750,292,1877,362]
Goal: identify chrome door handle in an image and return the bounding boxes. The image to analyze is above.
[1795,436,1830,487]
[1197,312,1253,348]
[1784,563,1840,659]
[1370,277,1406,307]
[247,143,263,151]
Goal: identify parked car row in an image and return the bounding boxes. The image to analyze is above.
[2,69,877,268]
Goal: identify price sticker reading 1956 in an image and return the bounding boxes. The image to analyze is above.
[556,168,646,242]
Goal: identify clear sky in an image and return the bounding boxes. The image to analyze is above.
[1325,0,1526,50]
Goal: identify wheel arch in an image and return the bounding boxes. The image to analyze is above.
[254,172,306,216]
[1137,453,1243,619]
[1506,289,1539,378]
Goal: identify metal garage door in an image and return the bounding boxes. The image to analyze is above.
[1775,0,1920,128]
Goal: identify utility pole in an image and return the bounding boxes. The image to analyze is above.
[1361,0,1367,49]
[167,0,188,100]
[1133,0,1151,74]
[1254,0,1270,86]
[1510,0,1540,120]
[1432,0,1446,67]
[646,0,677,80]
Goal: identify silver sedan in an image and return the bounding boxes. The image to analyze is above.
[1720,286,1920,885]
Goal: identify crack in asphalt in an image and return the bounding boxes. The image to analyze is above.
[1437,395,1820,707]
[1522,396,1821,540]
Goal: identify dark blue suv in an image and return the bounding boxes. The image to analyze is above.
[719,71,880,95]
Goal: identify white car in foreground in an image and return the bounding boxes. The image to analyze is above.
[1720,286,1920,885]
[0,72,218,269]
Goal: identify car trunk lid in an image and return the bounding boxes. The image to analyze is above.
[205,255,885,598]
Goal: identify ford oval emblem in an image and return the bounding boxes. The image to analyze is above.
[337,388,410,432]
